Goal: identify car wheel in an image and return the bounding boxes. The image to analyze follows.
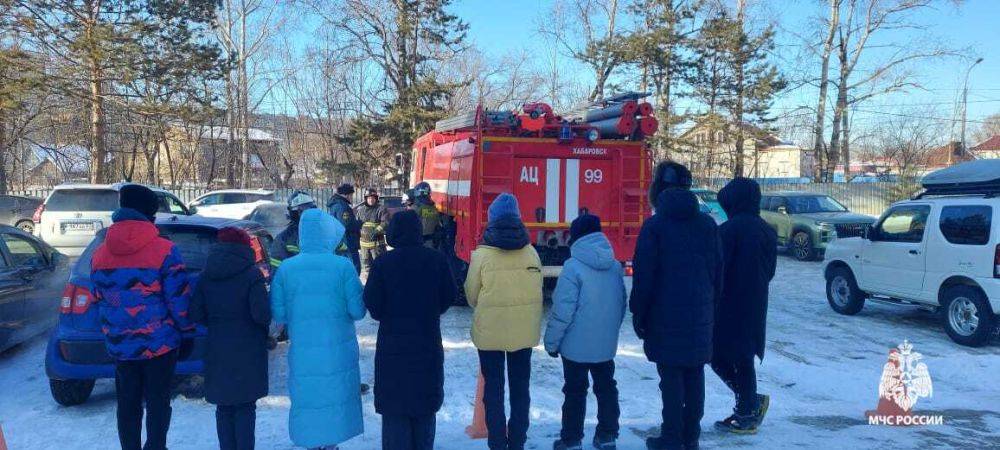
[791,231,816,261]
[826,267,865,315]
[15,220,34,234]
[942,285,996,347]
[49,379,95,406]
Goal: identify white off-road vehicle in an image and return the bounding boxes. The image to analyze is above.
[823,160,1000,346]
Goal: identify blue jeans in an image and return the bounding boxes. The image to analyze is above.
[478,348,532,450]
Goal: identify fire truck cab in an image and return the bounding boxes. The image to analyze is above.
[410,98,656,296]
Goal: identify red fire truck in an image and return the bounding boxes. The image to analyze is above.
[410,95,656,294]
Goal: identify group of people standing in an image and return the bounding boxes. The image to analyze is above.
[89,160,776,450]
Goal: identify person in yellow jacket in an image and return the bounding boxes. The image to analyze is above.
[464,193,543,450]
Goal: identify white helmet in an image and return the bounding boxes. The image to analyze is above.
[287,191,317,211]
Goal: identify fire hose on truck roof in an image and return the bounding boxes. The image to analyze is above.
[433,92,659,142]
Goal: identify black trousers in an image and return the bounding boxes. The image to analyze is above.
[560,358,620,443]
[216,403,256,450]
[655,364,704,449]
[711,355,759,416]
[478,348,532,450]
[381,414,436,450]
[115,350,178,450]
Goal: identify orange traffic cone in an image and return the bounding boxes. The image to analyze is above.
[465,373,488,439]
[0,422,8,450]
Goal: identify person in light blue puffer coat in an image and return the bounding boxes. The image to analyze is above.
[270,208,365,449]
[544,214,627,450]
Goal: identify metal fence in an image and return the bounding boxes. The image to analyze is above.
[8,186,406,207]
[9,182,911,217]
[702,181,916,217]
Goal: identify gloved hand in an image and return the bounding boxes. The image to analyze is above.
[632,314,647,340]
[548,351,559,358]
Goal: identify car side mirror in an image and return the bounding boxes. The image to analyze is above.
[777,206,788,215]
[189,205,198,214]
[867,226,880,241]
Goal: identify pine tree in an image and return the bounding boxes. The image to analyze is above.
[687,7,785,177]
[624,0,700,160]
[10,0,225,183]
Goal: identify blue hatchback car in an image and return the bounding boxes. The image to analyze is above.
[45,214,272,406]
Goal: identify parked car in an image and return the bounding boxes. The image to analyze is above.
[381,195,406,217]
[824,160,1000,347]
[34,184,191,256]
[188,189,274,220]
[692,188,727,222]
[45,215,272,406]
[245,201,289,238]
[0,195,42,234]
[760,191,876,261]
[0,227,70,353]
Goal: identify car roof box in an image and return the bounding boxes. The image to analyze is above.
[920,160,1000,196]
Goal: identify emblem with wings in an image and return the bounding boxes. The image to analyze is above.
[878,340,933,412]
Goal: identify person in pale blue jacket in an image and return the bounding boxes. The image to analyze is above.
[544,214,627,450]
[270,208,365,450]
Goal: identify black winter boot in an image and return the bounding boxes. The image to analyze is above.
[553,439,583,450]
[592,433,616,449]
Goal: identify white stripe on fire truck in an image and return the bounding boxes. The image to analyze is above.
[545,159,561,223]
[564,159,580,223]
[422,179,470,197]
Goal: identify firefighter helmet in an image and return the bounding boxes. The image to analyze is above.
[413,181,431,198]
[287,191,317,212]
[364,187,379,199]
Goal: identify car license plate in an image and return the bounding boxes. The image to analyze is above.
[63,222,95,232]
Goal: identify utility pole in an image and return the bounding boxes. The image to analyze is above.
[959,57,984,154]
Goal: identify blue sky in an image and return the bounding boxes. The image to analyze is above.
[450,0,1000,141]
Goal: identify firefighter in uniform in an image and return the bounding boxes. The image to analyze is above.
[354,187,389,275]
[411,181,441,249]
[269,191,317,270]
[327,183,362,274]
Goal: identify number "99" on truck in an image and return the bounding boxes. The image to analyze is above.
[584,168,603,184]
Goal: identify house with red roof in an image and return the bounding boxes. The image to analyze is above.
[970,135,1000,160]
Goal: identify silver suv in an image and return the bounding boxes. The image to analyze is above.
[34,183,190,256]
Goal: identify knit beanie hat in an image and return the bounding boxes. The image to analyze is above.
[569,214,602,246]
[487,193,521,222]
[119,184,159,222]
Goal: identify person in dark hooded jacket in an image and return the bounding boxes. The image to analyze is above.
[189,227,271,450]
[711,177,777,434]
[630,162,722,450]
[363,210,456,450]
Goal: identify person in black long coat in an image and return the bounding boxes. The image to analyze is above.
[711,177,777,434]
[189,227,271,450]
[630,162,722,450]
[363,210,457,450]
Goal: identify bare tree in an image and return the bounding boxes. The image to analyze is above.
[539,0,626,102]
[821,0,959,181]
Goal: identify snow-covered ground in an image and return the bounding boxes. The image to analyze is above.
[1,256,999,449]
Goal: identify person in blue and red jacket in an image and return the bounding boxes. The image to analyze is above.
[91,184,193,450]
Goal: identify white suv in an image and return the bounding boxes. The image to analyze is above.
[188,189,274,220]
[34,183,190,256]
[823,161,1000,346]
